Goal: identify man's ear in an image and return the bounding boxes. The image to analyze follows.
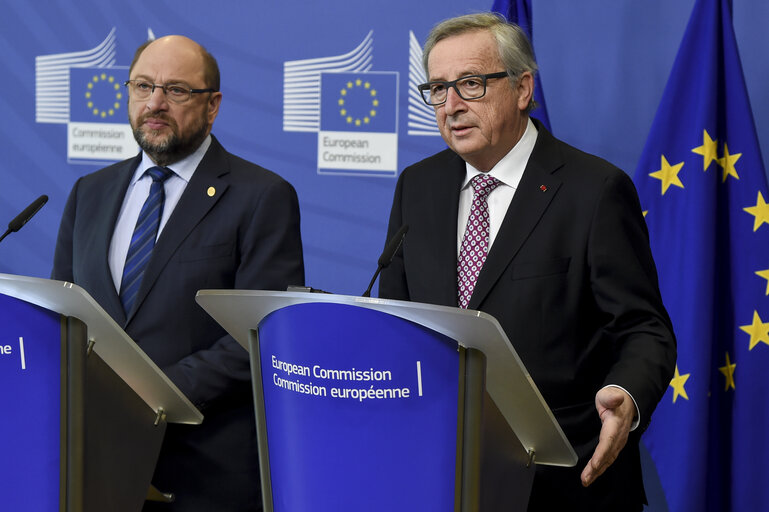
[208,92,223,124]
[516,71,534,111]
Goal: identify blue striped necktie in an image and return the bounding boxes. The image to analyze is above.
[119,166,173,315]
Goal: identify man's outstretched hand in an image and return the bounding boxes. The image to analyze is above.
[581,386,635,487]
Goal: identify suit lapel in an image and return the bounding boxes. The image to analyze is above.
[124,137,231,325]
[468,124,564,310]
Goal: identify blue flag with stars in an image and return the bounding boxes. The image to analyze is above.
[320,72,397,133]
[633,0,769,510]
[69,67,128,123]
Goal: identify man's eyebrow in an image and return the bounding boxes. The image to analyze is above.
[129,75,190,85]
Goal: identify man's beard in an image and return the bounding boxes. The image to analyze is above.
[131,110,209,167]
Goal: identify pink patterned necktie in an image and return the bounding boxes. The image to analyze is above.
[458,173,501,309]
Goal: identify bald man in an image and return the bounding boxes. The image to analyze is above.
[53,36,304,511]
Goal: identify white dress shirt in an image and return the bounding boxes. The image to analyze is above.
[108,135,212,292]
[456,118,538,255]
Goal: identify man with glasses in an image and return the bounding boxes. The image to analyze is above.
[53,35,304,510]
[380,13,675,511]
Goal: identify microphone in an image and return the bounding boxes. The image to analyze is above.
[0,195,49,244]
[362,224,409,298]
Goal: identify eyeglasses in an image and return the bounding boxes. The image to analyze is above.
[123,80,217,104]
[417,71,509,106]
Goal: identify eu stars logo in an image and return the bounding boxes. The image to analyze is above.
[318,72,398,177]
[70,68,128,122]
[84,73,122,119]
[68,67,137,164]
[338,78,379,128]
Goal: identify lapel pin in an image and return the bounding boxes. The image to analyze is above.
[207,186,216,197]
[540,185,547,192]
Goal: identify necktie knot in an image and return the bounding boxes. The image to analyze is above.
[145,166,173,183]
[471,173,501,199]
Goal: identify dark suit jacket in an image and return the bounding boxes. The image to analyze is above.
[379,120,676,511]
[52,135,304,511]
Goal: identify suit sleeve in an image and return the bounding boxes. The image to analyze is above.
[161,177,305,410]
[588,170,676,430]
[51,178,80,282]
[379,169,410,300]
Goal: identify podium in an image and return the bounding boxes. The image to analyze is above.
[197,290,576,511]
[0,273,202,512]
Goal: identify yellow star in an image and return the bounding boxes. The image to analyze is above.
[692,129,718,171]
[744,191,769,231]
[756,268,769,295]
[718,352,736,391]
[649,155,685,195]
[669,365,690,403]
[716,143,741,182]
[739,310,769,350]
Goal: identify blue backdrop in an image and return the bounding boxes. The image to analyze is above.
[1,1,767,297]
[1,2,767,510]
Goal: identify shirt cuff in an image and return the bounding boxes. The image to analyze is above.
[602,384,640,431]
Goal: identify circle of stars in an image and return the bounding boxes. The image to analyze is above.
[85,73,122,119]
[338,78,378,127]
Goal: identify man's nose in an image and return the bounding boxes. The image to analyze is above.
[443,86,466,115]
[145,85,169,110]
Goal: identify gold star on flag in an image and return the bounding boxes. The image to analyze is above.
[743,191,769,231]
[669,365,690,403]
[649,155,685,195]
[718,352,736,391]
[756,268,769,295]
[739,310,769,350]
[692,129,718,171]
[716,143,741,182]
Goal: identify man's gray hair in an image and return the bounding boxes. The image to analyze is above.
[422,12,539,113]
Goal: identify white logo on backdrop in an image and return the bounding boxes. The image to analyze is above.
[406,31,439,137]
[283,32,402,177]
[283,31,374,133]
[35,28,143,164]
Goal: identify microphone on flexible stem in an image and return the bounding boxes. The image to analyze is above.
[0,195,49,245]
[362,224,409,298]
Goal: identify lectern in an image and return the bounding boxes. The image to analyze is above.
[197,290,576,511]
[0,273,202,512]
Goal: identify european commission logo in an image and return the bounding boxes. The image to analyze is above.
[318,72,398,177]
[283,32,400,178]
[70,69,125,122]
[35,28,138,164]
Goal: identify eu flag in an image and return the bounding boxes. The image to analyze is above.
[319,72,397,133]
[69,67,128,123]
[633,0,769,510]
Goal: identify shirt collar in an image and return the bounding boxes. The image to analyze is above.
[132,134,212,184]
[462,118,538,190]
